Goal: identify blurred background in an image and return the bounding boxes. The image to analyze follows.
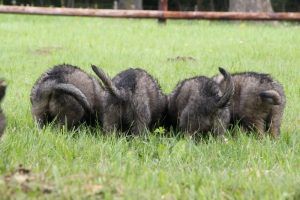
[1,0,300,12]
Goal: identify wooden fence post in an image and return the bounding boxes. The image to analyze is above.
[158,0,168,23]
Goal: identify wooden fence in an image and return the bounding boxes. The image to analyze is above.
[0,5,300,21]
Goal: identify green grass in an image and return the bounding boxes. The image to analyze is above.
[0,14,299,199]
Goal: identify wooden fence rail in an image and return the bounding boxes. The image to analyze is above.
[1,6,300,21]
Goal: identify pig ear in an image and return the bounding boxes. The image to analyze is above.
[259,90,281,105]
[0,80,6,101]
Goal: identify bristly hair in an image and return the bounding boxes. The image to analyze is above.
[41,64,82,84]
[232,71,273,83]
[114,68,137,92]
[134,68,164,91]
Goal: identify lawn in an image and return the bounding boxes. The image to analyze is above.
[0,14,299,199]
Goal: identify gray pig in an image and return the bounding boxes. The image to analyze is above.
[30,64,104,128]
[168,67,234,137]
[213,71,286,138]
[92,65,168,135]
[0,80,6,137]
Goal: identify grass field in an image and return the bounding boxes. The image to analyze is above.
[0,14,299,199]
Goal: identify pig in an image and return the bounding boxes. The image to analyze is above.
[0,80,6,137]
[30,64,104,129]
[213,71,286,138]
[92,65,168,135]
[168,67,234,137]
